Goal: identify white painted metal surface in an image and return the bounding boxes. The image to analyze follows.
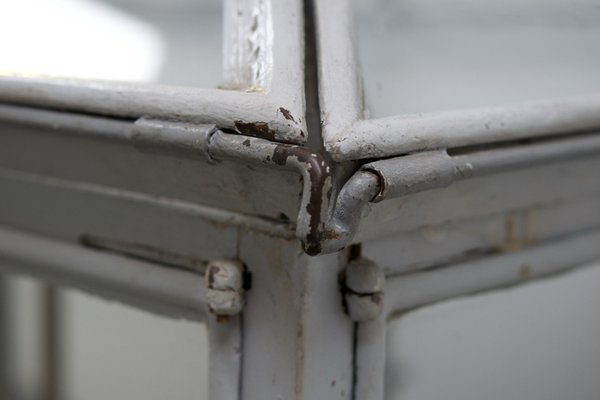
[0,0,599,399]
[315,0,600,161]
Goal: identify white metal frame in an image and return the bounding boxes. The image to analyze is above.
[312,1,600,399]
[314,0,600,161]
[0,0,307,145]
[0,1,599,400]
[356,229,600,399]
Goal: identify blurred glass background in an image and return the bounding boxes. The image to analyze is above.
[2,274,209,400]
[0,0,222,87]
[0,1,219,399]
[386,261,600,400]
[353,0,600,117]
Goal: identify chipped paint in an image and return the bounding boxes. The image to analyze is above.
[279,107,296,122]
[271,143,333,255]
[235,120,277,140]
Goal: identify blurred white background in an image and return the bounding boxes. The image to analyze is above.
[0,0,222,86]
[387,261,600,400]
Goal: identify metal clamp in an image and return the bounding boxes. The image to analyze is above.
[206,259,248,320]
[341,257,384,322]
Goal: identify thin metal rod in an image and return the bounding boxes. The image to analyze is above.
[332,95,600,161]
[364,132,600,201]
[0,77,304,144]
[0,226,208,321]
[385,228,600,314]
[0,276,9,399]
[41,285,61,400]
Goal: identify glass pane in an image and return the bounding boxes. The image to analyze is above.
[61,289,209,400]
[4,275,47,400]
[386,261,600,400]
[354,0,600,117]
[0,0,222,87]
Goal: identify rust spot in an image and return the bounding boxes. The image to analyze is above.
[271,145,290,166]
[499,209,538,252]
[80,234,207,273]
[217,315,232,324]
[279,107,296,122]
[235,121,276,140]
[501,213,522,252]
[209,219,233,231]
[519,264,532,280]
[242,139,251,147]
[370,292,383,305]
[321,228,342,241]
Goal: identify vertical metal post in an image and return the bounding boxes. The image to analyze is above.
[0,275,10,399]
[41,285,61,400]
[239,232,355,400]
[208,316,242,400]
[355,316,387,400]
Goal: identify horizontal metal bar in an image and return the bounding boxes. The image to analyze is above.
[0,166,295,240]
[361,191,600,275]
[364,132,600,201]
[0,226,208,321]
[453,133,600,179]
[0,76,305,144]
[385,228,600,314]
[0,105,217,160]
[317,132,600,253]
[0,103,133,140]
[330,94,600,161]
[131,118,216,161]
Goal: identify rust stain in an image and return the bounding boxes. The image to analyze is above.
[270,144,333,255]
[235,121,276,140]
[499,209,539,252]
[321,228,342,241]
[500,212,522,252]
[519,264,532,280]
[217,315,232,324]
[370,292,383,305]
[279,107,296,123]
